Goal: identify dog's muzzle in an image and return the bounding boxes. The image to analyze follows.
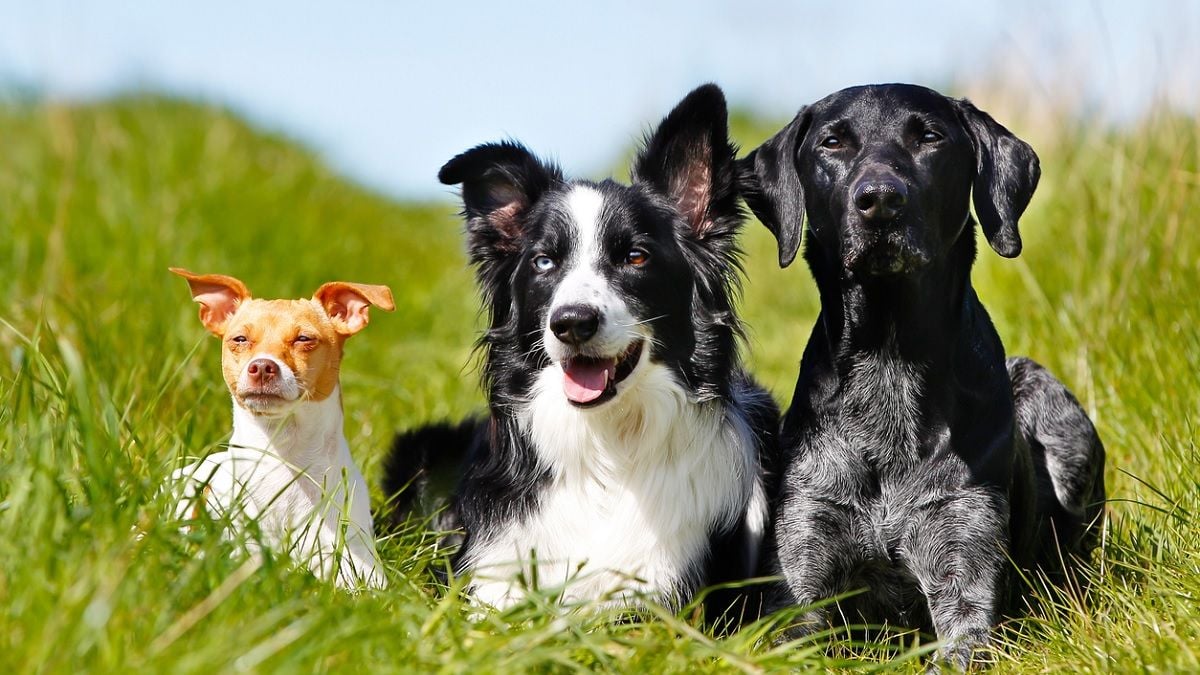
[844,169,932,276]
[853,170,908,224]
[547,304,645,407]
[237,355,301,411]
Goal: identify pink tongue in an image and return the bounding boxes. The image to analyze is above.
[562,359,616,403]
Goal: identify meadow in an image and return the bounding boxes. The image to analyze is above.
[0,94,1196,672]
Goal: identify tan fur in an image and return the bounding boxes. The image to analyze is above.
[170,268,393,408]
[220,298,344,403]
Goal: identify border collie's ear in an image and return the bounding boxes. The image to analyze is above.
[952,98,1040,258]
[632,84,740,242]
[438,142,561,259]
[738,107,809,268]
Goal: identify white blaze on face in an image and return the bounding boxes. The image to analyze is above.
[542,185,646,405]
[543,185,638,362]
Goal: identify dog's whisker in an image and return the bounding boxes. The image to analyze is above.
[616,314,667,328]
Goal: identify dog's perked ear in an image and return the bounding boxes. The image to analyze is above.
[952,98,1040,258]
[632,83,741,244]
[438,142,562,265]
[169,267,252,337]
[314,282,396,337]
[738,108,810,268]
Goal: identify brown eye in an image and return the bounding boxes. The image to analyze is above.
[626,248,649,266]
[231,336,248,344]
[821,135,841,149]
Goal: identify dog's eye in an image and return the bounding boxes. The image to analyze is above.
[532,254,557,273]
[626,248,649,267]
[920,130,944,144]
[231,336,248,344]
[295,335,314,343]
[821,135,841,149]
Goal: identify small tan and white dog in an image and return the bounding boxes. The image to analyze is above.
[167,267,393,589]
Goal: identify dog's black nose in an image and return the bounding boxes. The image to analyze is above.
[550,305,601,345]
[853,176,908,222]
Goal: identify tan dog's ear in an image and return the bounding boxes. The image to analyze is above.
[170,267,252,337]
[314,282,395,336]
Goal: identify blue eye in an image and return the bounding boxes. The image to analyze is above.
[532,255,556,272]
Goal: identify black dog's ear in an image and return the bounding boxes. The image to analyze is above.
[737,107,810,268]
[438,142,561,259]
[632,83,740,243]
[952,98,1040,258]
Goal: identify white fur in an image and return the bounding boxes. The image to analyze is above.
[167,385,385,589]
[543,186,637,362]
[464,353,764,609]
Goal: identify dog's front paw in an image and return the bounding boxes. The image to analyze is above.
[928,628,991,673]
[773,607,831,647]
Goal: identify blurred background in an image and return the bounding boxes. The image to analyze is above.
[2,0,1197,197]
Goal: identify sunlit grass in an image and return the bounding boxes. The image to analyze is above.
[0,95,1196,671]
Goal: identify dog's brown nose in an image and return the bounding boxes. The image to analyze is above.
[853,175,908,222]
[246,359,279,386]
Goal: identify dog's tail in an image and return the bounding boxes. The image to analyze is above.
[378,417,482,533]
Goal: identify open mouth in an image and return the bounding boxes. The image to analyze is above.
[560,339,644,408]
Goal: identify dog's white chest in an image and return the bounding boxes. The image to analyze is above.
[468,458,715,607]
[167,396,385,589]
[466,366,763,608]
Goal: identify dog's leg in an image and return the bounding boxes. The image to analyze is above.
[774,492,856,639]
[1008,357,1107,568]
[168,452,240,525]
[907,488,1009,671]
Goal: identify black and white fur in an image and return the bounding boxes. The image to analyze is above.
[385,85,778,615]
[739,84,1106,669]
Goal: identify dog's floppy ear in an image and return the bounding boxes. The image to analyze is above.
[314,282,395,337]
[632,83,740,243]
[170,267,252,337]
[438,141,561,264]
[738,108,810,268]
[952,98,1040,258]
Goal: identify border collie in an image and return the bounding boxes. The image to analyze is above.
[384,85,778,615]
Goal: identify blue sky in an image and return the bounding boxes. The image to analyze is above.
[1,1,1196,197]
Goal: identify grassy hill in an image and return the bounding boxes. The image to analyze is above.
[0,96,1196,672]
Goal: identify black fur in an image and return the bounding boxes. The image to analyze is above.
[740,84,1106,669]
[385,84,779,620]
[379,419,480,537]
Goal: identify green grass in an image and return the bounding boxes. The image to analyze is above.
[0,94,1197,673]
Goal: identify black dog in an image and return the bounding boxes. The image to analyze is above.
[739,84,1106,668]
[385,85,778,618]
